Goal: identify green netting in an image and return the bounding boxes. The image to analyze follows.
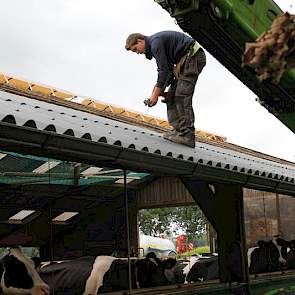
[0,150,149,186]
[0,149,60,163]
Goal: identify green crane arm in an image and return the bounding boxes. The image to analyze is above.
[154,0,295,133]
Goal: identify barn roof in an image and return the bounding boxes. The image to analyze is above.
[0,90,294,196]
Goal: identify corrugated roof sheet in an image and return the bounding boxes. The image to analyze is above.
[0,90,294,193]
[1,76,292,167]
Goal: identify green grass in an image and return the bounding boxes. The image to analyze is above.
[178,246,210,258]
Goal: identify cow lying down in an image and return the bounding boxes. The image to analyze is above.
[164,254,219,284]
[38,251,177,295]
[248,238,295,274]
[41,253,218,294]
[0,247,49,295]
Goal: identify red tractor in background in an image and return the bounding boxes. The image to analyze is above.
[177,234,193,254]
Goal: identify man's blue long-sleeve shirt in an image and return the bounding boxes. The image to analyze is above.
[144,31,195,89]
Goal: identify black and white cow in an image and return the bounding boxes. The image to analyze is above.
[286,240,295,269]
[135,252,177,288]
[247,238,295,274]
[248,239,283,274]
[0,247,49,295]
[164,254,219,285]
[186,254,219,282]
[273,238,289,264]
[38,252,177,294]
[164,256,200,284]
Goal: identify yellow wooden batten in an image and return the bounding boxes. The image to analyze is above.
[0,73,226,142]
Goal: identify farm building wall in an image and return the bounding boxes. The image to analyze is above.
[243,189,295,247]
[136,176,195,209]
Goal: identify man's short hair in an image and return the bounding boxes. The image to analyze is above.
[125,33,145,50]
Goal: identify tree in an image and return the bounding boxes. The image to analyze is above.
[139,205,207,245]
[138,207,174,236]
[172,206,207,244]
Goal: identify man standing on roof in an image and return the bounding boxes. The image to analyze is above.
[125,31,206,148]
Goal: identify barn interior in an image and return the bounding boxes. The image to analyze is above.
[0,150,151,260]
[0,148,245,294]
[1,148,295,295]
[0,149,210,261]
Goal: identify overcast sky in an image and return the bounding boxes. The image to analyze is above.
[0,0,294,162]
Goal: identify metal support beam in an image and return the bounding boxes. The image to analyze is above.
[73,163,81,186]
[181,178,250,294]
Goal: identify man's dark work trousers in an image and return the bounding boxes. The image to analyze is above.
[166,48,206,137]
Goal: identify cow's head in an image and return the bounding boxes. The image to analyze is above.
[0,247,49,295]
[136,252,177,288]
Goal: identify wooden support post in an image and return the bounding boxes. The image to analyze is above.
[181,178,250,294]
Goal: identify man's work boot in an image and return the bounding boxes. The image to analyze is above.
[162,129,178,140]
[168,133,195,148]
